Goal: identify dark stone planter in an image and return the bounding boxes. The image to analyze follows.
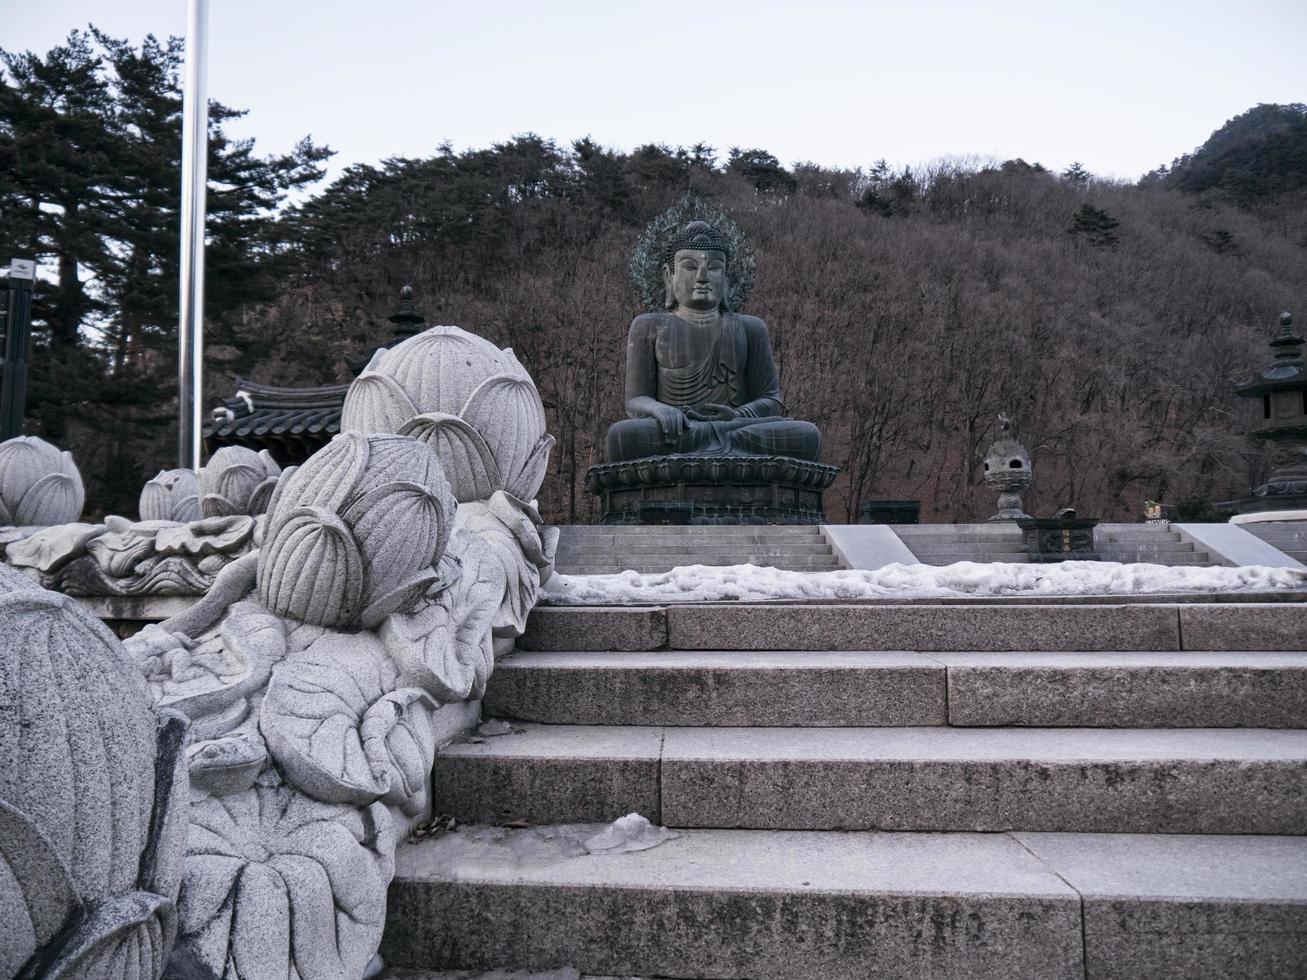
[585,454,839,525]
[1016,518,1101,562]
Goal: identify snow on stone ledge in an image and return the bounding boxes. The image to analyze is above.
[543,560,1307,605]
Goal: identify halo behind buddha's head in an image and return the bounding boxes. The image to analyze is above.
[630,193,756,313]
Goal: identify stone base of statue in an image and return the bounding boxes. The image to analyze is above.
[1016,517,1100,562]
[585,454,838,525]
[1223,460,1307,516]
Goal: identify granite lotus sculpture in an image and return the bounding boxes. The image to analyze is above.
[124,419,552,977]
[340,324,559,635]
[0,564,188,979]
[0,435,85,527]
[2,452,265,597]
[139,468,201,523]
[341,325,555,505]
[199,446,281,517]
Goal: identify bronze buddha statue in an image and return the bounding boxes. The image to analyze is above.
[605,221,822,463]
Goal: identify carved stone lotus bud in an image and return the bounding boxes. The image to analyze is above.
[340,325,555,504]
[0,435,85,527]
[0,564,187,979]
[199,446,281,517]
[139,468,200,523]
[256,433,456,629]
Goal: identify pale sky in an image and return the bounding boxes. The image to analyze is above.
[5,0,1306,185]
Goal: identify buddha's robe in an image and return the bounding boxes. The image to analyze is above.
[605,311,822,462]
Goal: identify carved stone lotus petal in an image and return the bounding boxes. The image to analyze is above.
[344,481,449,626]
[0,436,85,526]
[213,463,264,512]
[140,469,200,523]
[399,413,501,502]
[15,472,83,526]
[257,506,365,628]
[199,493,240,518]
[246,478,277,517]
[506,432,555,503]
[377,327,526,419]
[460,373,547,497]
[0,571,162,923]
[137,480,176,525]
[340,372,420,434]
[37,889,176,980]
[266,436,369,541]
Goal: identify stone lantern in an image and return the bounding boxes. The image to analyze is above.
[1231,311,1307,515]
[981,415,1032,521]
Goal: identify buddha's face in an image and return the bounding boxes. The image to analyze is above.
[664,248,728,312]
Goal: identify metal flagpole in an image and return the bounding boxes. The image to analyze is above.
[178,0,209,471]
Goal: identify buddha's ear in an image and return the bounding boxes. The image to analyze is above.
[661,264,675,310]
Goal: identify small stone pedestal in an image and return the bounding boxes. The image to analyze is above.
[585,454,838,525]
[1017,518,1100,562]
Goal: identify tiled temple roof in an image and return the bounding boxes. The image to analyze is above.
[205,379,348,465]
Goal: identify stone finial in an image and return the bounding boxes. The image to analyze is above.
[256,432,457,629]
[139,468,201,523]
[341,325,555,504]
[199,446,281,518]
[0,436,85,527]
[0,564,188,978]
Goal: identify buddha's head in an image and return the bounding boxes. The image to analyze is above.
[662,221,730,312]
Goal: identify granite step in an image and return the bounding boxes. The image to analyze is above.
[431,723,1307,833]
[519,602,1307,653]
[482,650,1307,728]
[381,828,1307,980]
[556,557,844,574]
[555,542,835,557]
[556,525,825,537]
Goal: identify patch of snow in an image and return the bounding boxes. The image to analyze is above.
[542,560,1307,605]
[476,718,514,737]
[582,813,679,855]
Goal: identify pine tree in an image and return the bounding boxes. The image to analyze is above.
[1067,203,1119,247]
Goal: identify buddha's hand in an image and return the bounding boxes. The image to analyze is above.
[685,403,740,422]
[651,404,688,443]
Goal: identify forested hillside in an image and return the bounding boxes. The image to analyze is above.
[3,31,1305,522]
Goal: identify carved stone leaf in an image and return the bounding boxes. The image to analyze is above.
[453,494,548,637]
[360,688,436,813]
[399,412,501,502]
[339,371,420,434]
[257,506,364,627]
[459,374,547,500]
[259,632,400,805]
[154,516,256,557]
[180,787,389,980]
[4,522,105,574]
[380,556,501,702]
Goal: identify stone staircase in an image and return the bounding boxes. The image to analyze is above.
[551,524,842,575]
[1244,521,1307,564]
[1094,522,1216,565]
[381,600,1307,978]
[891,522,1030,563]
